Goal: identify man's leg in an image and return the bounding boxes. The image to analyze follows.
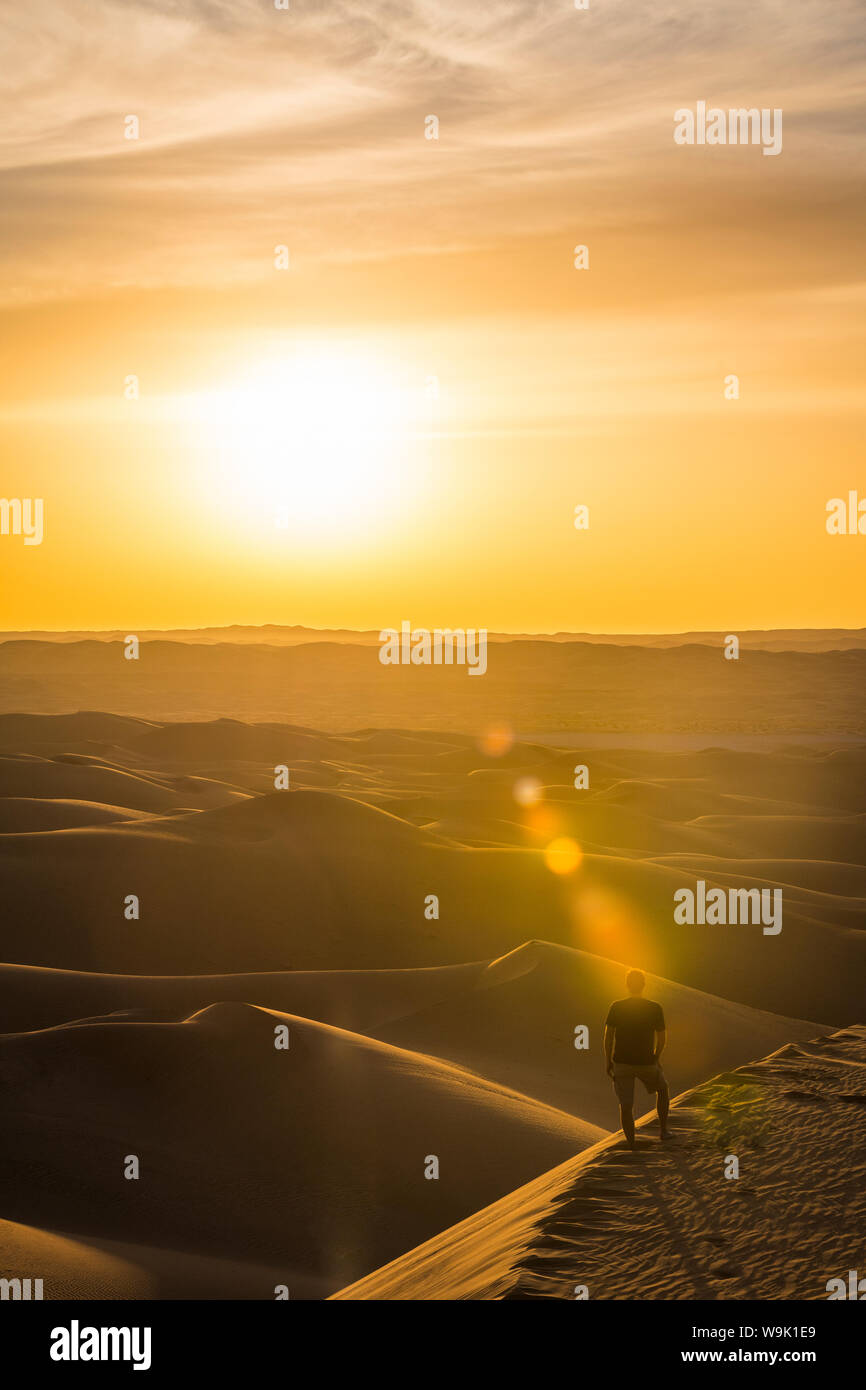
[619,1104,635,1149]
[656,1079,670,1137]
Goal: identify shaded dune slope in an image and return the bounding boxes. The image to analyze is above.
[0,721,863,1022]
[0,1217,306,1300]
[373,940,818,1126]
[0,999,604,1296]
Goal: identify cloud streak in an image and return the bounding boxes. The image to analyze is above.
[1,0,864,300]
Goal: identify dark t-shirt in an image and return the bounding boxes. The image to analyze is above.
[604,997,665,1065]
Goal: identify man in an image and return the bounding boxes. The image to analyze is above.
[603,969,670,1148]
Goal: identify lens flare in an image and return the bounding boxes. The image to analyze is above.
[479,724,513,758]
[513,776,542,807]
[544,836,583,875]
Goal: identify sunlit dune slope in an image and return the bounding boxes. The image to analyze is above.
[332,1027,866,1300]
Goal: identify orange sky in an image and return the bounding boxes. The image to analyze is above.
[1,1,864,631]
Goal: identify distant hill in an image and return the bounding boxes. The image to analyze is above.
[1,626,865,651]
[0,638,863,733]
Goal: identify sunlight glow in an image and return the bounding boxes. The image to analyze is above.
[186,345,416,537]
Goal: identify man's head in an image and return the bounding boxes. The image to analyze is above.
[626,968,646,996]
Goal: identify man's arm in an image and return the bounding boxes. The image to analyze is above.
[654,1028,666,1063]
[603,1024,615,1076]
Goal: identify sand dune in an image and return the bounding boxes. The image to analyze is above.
[0,957,491,1035]
[0,718,863,1024]
[0,1000,604,1296]
[373,940,818,1127]
[181,785,446,846]
[1,708,862,1300]
[0,939,822,1295]
[1,821,860,1020]
[126,718,347,765]
[0,640,863,731]
[0,797,152,832]
[1,939,820,1298]
[0,938,816,1085]
[0,1216,329,1300]
[0,1218,152,1299]
[331,1026,866,1300]
[686,813,866,862]
[0,752,247,814]
[0,786,562,974]
[7,804,858,1021]
[0,710,156,750]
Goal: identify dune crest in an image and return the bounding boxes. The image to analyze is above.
[331,1026,866,1300]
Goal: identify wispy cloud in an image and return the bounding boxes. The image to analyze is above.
[1,0,864,301]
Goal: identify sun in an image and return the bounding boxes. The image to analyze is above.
[185,343,418,538]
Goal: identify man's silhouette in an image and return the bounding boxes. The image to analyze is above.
[603,969,670,1148]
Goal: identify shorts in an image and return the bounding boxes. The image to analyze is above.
[612,1062,666,1105]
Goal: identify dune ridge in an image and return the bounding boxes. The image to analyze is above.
[331,1026,866,1300]
[1,711,862,1298]
[0,991,604,1296]
[0,938,822,1296]
[0,716,862,1023]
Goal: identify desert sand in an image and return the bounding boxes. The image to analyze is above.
[1,716,863,1023]
[0,945,823,1297]
[1,702,863,1298]
[332,1026,866,1300]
